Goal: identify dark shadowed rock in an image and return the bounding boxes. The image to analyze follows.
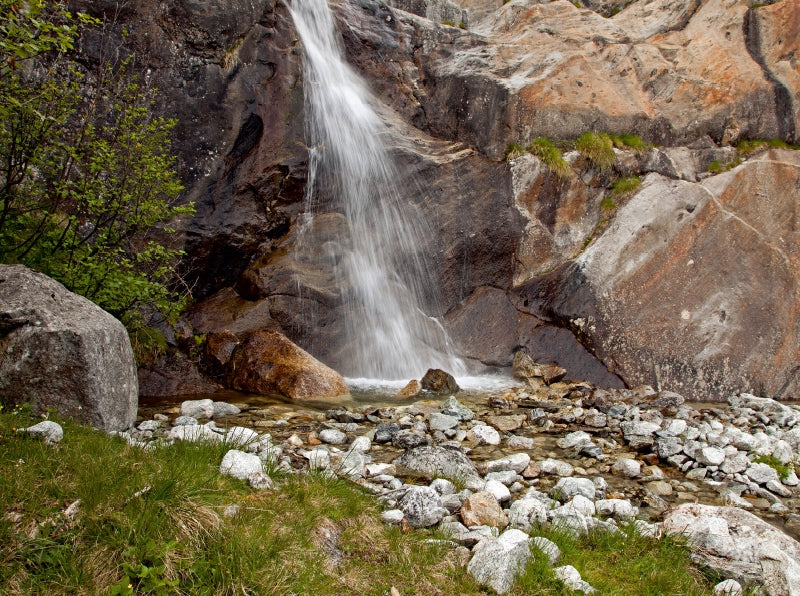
[138,352,221,398]
[421,368,460,394]
[227,330,349,400]
[0,265,137,431]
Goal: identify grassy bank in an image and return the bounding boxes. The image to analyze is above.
[0,408,718,595]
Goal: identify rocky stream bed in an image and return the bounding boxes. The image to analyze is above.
[115,362,800,595]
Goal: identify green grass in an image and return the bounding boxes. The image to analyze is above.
[517,524,716,595]
[529,138,571,178]
[737,138,800,156]
[611,176,641,197]
[609,134,650,154]
[506,141,527,160]
[0,409,720,595]
[708,157,742,174]
[0,409,479,595]
[575,132,616,170]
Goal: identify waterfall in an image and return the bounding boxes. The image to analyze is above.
[289,0,466,380]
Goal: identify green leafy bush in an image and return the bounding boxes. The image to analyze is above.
[575,132,615,170]
[0,0,194,331]
[528,138,571,178]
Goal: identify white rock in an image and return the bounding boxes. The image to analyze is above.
[350,435,372,452]
[220,449,262,480]
[720,452,749,475]
[486,470,518,486]
[611,458,641,478]
[538,458,574,477]
[382,509,405,525]
[167,425,222,443]
[467,424,501,446]
[485,453,531,474]
[552,477,595,501]
[531,536,561,565]
[507,498,548,532]
[212,401,241,418]
[319,428,347,445]
[659,418,688,436]
[137,420,160,432]
[180,399,214,419]
[663,503,800,596]
[430,478,456,496]
[554,565,595,594]
[695,446,726,467]
[398,486,445,527]
[556,431,592,449]
[745,462,780,485]
[506,435,536,449]
[484,479,511,503]
[771,440,794,465]
[467,529,531,594]
[559,495,595,517]
[248,472,274,490]
[22,421,63,444]
[225,426,259,447]
[173,415,198,426]
[429,412,460,431]
[307,447,331,470]
[595,499,637,520]
[713,579,743,596]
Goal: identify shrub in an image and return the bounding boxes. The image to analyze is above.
[528,138,571,178]
[575,132,615,170]
[0,1,194,331]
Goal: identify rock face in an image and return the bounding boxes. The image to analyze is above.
[517,150,800,400]
[227,330,349,400]
[0,265,137,432]
[76,0,800,398]
[663,504,800,596]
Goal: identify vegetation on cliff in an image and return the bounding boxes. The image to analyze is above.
[0,0,193,332]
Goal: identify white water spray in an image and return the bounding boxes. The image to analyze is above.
[289,0,466,380]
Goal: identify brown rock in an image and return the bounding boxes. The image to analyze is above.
[396,379,422,398]
[421,368,460,394]
[522,462,541,479]
[512,351,567,385]
[485,415,526,433]
[227,330,349,400]
[460,491,509,529]
[202,330,240,378]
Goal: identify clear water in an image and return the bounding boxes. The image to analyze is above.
[289,0,466,380]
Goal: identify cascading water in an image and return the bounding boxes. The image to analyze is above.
[288,0,466,381]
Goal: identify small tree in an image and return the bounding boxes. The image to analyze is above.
[0,0,194,330]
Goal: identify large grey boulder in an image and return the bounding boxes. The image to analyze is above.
[0,265,137,431]
[663,504,800,596]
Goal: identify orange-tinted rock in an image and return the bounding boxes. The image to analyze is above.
[228,330,349,400]
[460,491,509,529]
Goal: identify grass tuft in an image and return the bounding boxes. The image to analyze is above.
[611,176,641,197]
[529,138,571,178]
[506,142,527,160]
[575,132,615,170]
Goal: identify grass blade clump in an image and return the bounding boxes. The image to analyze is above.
[611,176,641,197]
[529,138,571,178]
[575,132,615,170]
[609,134,650,154]
[505,142,527,160]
